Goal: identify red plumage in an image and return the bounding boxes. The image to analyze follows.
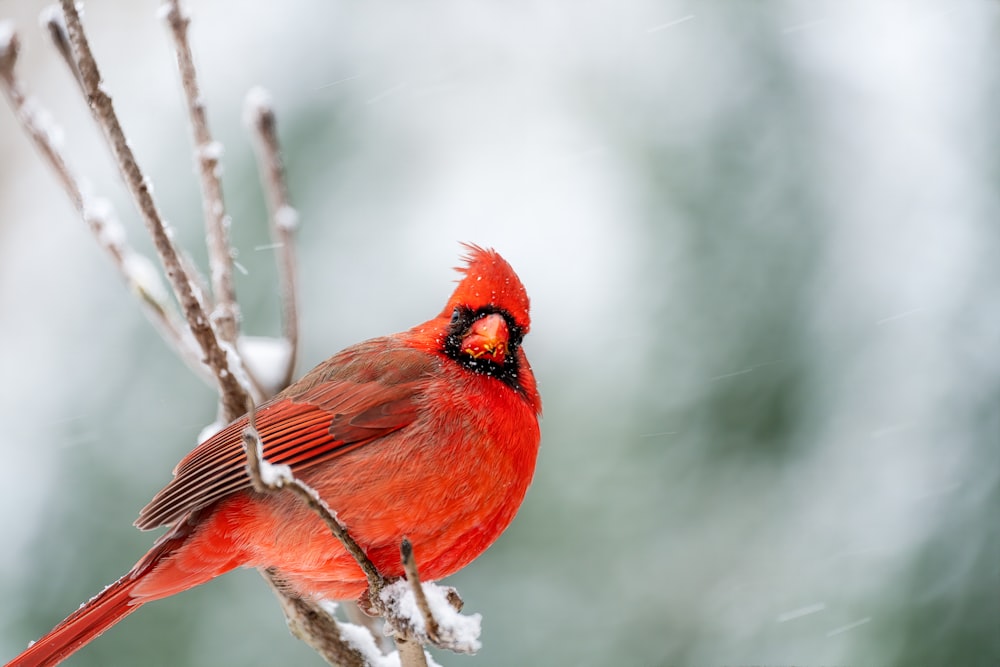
[7,246,541,667]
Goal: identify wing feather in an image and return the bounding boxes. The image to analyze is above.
[136,342,436,530]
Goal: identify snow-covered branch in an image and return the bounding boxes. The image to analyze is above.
[383,553,482,655]
[241,409,385,591]
[0,19,207,380]
[39,7,82,93]
[245,86,300,390]
[58,0,251,422]
[160,0,243,368]
[241,404,483,665]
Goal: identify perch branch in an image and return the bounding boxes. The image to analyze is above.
[243,404,446,667]
[58,0,249,421]
[241,404,390,666]
[242,406,385,592]
[245,87,300,389]
[161,0,243,355]
[395,638,430,667]
[262,570,367,667]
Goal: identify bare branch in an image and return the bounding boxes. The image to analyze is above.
[160,0,242,354]
[58,0,249,421]
[0,20,211,381]
[1,23,77,209]
[39,6,82,92]
[245,87,300,389]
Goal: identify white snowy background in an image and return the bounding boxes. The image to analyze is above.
[1,0,998,665]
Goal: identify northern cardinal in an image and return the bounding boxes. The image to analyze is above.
[7,245,541,667]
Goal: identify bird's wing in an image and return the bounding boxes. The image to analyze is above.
[135,342,437,530]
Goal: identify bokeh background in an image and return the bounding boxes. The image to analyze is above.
[2,0,998,665]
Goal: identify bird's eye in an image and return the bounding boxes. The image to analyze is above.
[450,308,462,326]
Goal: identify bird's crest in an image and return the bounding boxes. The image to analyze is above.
[443,244,531,332]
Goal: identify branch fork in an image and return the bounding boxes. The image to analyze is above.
[241,403,483,662]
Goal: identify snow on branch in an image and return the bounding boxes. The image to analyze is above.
[39,6,82,92]
[241,402,483,665]
[1,21,73,208]
[56,0,250,421]
[387,542,482,655]
[245,86,300,390]
[160,0,242,360]
[241,407,384,592]
[0,18,208,381]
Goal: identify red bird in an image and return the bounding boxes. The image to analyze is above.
[7,246,541,667]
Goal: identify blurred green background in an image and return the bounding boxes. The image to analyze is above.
[1,0,998,665]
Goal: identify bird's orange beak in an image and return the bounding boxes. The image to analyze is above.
[461,313,509,363]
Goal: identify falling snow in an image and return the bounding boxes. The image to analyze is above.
[274,204,299,230]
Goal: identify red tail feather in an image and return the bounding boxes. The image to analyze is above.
[6,575,143,667]
[6,522,213,667]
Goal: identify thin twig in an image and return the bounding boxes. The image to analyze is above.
[1,24,77,209]
[161,0,242,356]
[39,7,82,92]
[401,538,440,645]
[241,402,396,665]
[0,21,209,381]
[244,406,471,664]
[241,405,385,595]
[58,0,249,421]
[245,87,300,389]
[241,442,436,667]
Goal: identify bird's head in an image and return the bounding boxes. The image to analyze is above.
[435,245,533,390]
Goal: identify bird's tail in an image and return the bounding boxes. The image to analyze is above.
[4,522,215,667]
[5,572,145,667]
